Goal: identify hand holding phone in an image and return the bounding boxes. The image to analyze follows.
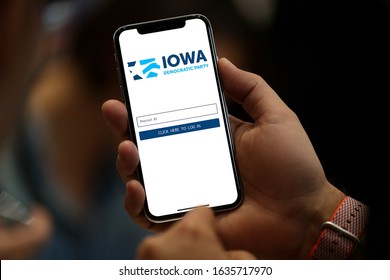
[113,14,242,223]
[105,49,349,258]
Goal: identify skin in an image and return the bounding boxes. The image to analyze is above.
[102,58,345,259]
[136,207,256,260]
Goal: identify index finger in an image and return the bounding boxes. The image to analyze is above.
[102,99,130,141]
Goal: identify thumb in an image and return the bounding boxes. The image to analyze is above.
[218,57,288,122]
[226,250,257,260]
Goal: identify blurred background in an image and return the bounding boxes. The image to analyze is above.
[0,0,388,259]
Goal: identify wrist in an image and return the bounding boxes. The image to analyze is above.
[298,183,346,259]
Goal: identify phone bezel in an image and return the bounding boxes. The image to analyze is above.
[113,14,243,223]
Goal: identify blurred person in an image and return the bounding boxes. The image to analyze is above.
[2,0,155,259]
[0,0,53,259]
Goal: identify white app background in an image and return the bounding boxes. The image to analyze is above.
[119,18,239,218]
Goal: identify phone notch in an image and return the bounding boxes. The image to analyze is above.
[137,19,186,35]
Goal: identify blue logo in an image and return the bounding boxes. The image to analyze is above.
[128,50,208,81]
[127,58,161,80]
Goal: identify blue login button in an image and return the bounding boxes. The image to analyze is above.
[139,118,220,140]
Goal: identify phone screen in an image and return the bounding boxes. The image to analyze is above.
[114,15,242,222]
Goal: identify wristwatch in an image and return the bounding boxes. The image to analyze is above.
[309,196,369,259]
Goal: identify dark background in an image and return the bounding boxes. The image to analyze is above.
[265,0,390,258]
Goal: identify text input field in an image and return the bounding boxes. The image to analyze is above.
[136,103,218,127]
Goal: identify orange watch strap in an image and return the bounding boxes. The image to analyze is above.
[310,196,369,259]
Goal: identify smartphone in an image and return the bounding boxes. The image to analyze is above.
[113,14,242,223]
